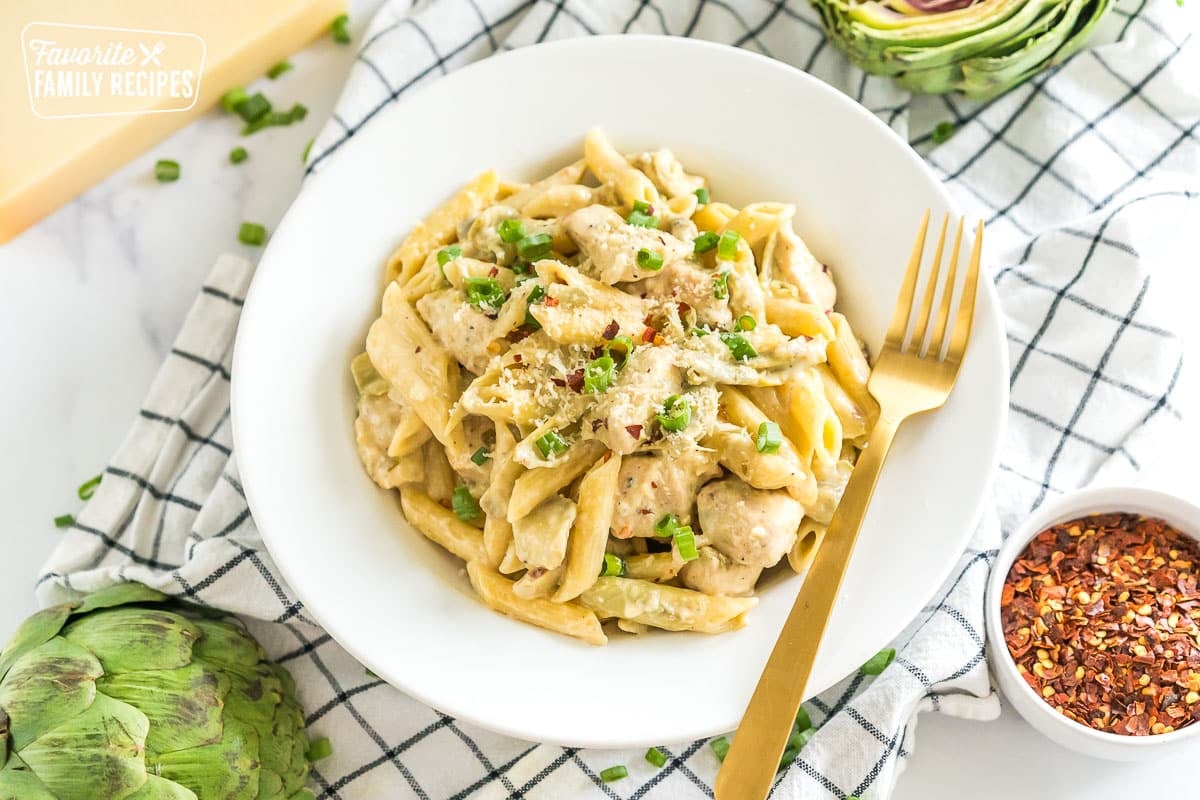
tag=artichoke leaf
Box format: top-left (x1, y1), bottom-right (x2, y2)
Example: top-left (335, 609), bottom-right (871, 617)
top-left (0, 637), bottom-right (101, 750)
top-left (190, 618), bottom-right (266, 669)
top-left (73, 583), bottom-right (169, 615)
top-left (97, 662), bottom-right (230, 756)
top-left (18, 693), bottom-right (149, 800)
top-left (0, 754), bottom-right (57, 800)
top-left (149, 716), bottom-right (260, 800)
top-left (123, 774), bottom-right (199, 800)
top-left (0, 606), bottom-right (72, 683)
top-left (62, 608), bottom-right (200, 673)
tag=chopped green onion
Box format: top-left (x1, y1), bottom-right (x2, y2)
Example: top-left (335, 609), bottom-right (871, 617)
top-left (305, 737), bottom-right (333, 762)
top-left (779, 727), bottom-right (816, 770)
top-left (654, 514), bottom-right (680, 538)
top-left (331, 13), bottom-right (351, 43)
top-left (220, 87), bottom-right (248, 113)
top-left (712, 271), bottom-right (730, 300)
top-left (600, 553), bottom-right (627, 577)
top-left (657, 394), bottom-right (691, 433)
top-left (756, 421), bottom-right (782, 453)
top-left (498, 218), bottom-right (525, 243)
top-left (437, 245), bottom-right (462, 268)
top-left (736, 314), bottom-right (757, 331)
top-left (238, 222), bottom-right (268, 246)
top-left (241, 103), bottom-right (307, 136)
top-left (464, 276), bottom-right (507, 313)
top-left (626, 200), bottom-right (658, 229)
top-left (54, 514), bottom-right (75, 529)
top-left (710, 736), bottom-right (730, 761)
top-left (451, 485), bottom-right (481, 522)
top-left (154, 159), bottom-right (180, 182)
top-left (694, 187), bottom-right (710, 205)
top-left (932, 121), bottom-right (956, 145)
top-left (717, 230), bottom-right (741, 260)
top-left (599, 765), bottom-right (628, 783)
top-left (302, 138), bottom-right (314, 163)
top-left (511, 261), bottom-right (532, 276)
top-left (517, 233), bottom-right (553, 260)
top-left (719, 331), bottom-right (757, 361)
top-left (692, 327), bottom-right (711, 337)
top-left (861, 647), bottom-right (896, 675)
top-left (645, 747), bottom-right (668, 768)
top-left (470, 447), bottom-right (491, 466)
top-left (693, 231), bottom-right (719, 254)
top-left (795, 706), bottom-right (812, 732)
top-left (535, 431), bottom-right (568, 460)
top-left (607, 335), bottom-right (634, 366)
top-left (636, 248), bottom-right (664, 271)
top-left (267, 60), bottom-right (293, 80)
top-left (234, 92), bottom-right (271, 123)
top-left (524, 284), bottom-right (546, 329)
top-left (78, 474), bottom-right (102, 500)
top-left (655, 515), bottom-right (698, 560)
top-left (674, 526), bottom-right (699, 561)
top-left (229, 146), bottom-right (248, 164)
top-left (584, 355), bottom-right (616, 394)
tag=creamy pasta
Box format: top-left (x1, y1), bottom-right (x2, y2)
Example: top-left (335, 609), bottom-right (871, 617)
top-left (351, 129), bottom-right (876, 644)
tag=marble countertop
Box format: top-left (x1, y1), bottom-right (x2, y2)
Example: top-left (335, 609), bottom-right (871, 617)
top-left (2, 6), bottom-right (1197, 796)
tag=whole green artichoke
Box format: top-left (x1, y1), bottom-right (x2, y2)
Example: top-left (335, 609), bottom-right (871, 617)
top-left (811, 0), bottom-right (1111, 99)
top-left (0, 584), bottom-right (312, 800)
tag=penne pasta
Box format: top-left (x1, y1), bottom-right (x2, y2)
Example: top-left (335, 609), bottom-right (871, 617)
top-left (787, 518), bottom-right (828, 578)
top-left (579, 577), bottom-right (757, 634)
top-left (400, 488), bottom-right (486, 563)
top-left (467, 561), bottom-right (606, 645)
top-left (507, 441), bottom-right (605, 521)
top-left (384, 169), bottom-right (499, 287)
top-left (554, 454), bottom-right (622, 602)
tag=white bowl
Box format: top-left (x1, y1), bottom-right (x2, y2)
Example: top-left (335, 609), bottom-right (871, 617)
top-left (232, 35), bottom-right (1009, 747)
top-left (985, 486), bottom-right (1200, 760)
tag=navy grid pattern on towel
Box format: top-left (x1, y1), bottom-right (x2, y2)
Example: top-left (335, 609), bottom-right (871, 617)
top-left (38, 0), bottom-right (1197, 798)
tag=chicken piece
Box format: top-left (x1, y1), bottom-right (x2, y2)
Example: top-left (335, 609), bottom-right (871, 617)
top-left (563, 205), bottom-right (693, 284)
top-left (773, 225), bottom-right (836, 311)
top-left (697, 476), bottom-right (804, 567)
top-left (583, 346), bottom-right (682, 454)
top-left (415, 288), bottom-right (502, 375)
top-left (512, 495), bottom-right (577, 570)
top-left (611, 449), bottom-right (720, 538)
top-left (625, 261), bottom-right (733, 328)
top-left (681, 546), bottom-right (763, 597)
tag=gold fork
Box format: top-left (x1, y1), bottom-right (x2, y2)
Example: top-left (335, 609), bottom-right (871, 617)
top-left (714, 210), bottom-right (984, 800)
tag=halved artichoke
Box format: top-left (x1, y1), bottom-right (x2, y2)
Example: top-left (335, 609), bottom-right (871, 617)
top-left (811, 0), bottom-right (1112, 99)
top-left (0, 584), bottom-right (313, 800)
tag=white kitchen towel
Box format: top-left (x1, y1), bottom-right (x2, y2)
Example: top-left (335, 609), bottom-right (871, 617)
top-left (38, 0), bottom-right (1196, 798)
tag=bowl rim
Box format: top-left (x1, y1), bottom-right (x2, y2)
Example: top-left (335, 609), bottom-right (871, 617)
top-left (985, 484), bottom-right (1200, 748)
top-left (231, 32), bottom-right (1010, 747)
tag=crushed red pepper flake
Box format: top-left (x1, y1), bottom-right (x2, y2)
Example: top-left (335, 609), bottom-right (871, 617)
top-left (1002, 513), bottom-right (1200, 736)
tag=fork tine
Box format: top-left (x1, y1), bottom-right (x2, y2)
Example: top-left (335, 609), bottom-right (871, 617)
top-left (886, 209), bottom-right (930, 350)
top-left (910, 213), bottom-right (949, 354)
top-left (947, 221), bottom-right (984, 363)
top-left (928, 218), bottom-right (964, 358)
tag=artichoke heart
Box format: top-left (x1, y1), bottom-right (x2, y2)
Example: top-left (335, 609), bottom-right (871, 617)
top-left (812, 0), bottom-right (1112, 99)
top-left (0, 583), bottom-right (316, 800)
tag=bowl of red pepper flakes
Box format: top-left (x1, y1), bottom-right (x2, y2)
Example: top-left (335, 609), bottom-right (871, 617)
top-left (985, 486), bottom-right (1200, 760)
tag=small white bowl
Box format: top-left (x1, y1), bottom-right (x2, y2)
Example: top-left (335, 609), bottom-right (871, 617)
top-left (986, 485), bottom-right (1200, 760)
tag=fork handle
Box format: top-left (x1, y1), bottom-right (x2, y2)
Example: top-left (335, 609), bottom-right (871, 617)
top-left (714, 415), bottom-right (900, 800)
